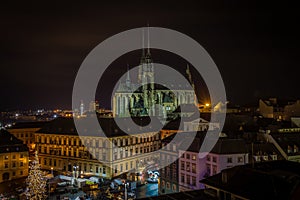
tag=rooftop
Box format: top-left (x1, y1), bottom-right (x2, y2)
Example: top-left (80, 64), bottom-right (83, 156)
top-left (210, 138), bottom-right (247, 154)
top-left (8, 121), bottom-right (49, 129)
top-left (271, 132), bottom-right (300, 156)
top-left (201, 160), bottom-right (300, 199)
top-left (36, 116), bottom-right (162, 137)
top-left (0, 129), bottom-right (29, 153)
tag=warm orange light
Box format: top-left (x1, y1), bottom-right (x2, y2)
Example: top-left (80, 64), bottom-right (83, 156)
top-left (205, 103), bottom-right (210, 107)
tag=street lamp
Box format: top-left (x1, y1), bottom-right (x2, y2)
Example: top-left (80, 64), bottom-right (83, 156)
top-left (51, 167), bottom-right (53, 176)
top-left (124, 182), bottom-right (129, 200)
top-left (72, 165), bottom-right (79, 186)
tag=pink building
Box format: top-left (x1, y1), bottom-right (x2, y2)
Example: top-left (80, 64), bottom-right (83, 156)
top-left (179, 136), bottom-right (248, 191)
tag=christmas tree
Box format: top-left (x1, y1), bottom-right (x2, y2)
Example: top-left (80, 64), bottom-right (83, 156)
top-left (25, 151), bottom-right (47, 200)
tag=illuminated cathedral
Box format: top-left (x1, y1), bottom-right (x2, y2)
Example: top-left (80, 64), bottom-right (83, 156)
top-left (113, 30), bottom-right (196, 119)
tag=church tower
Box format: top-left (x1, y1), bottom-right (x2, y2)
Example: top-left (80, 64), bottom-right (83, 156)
top-left (138, 26), bottom-right (155, 116)
top-left (113, 26), bottom-right (196, 119)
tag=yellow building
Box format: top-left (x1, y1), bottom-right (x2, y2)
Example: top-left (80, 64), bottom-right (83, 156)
top-left (0, 129), bottom-right (29, 183)
top-left (259, 98), bottom-right (300, 121)
top-left (35, 117), bottom-right (161, 180)
top-left (8, 121), bottom-right (48, 152)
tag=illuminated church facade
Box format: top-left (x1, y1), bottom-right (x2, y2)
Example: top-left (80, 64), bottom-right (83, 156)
top-left (113, 33), bottom-right (196, 118)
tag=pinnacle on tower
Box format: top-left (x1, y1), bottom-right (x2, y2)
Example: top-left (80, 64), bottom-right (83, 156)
top-left (186, 64), bottom-right (195, 89)
top-left (126, 64), bottom-right (131, 88)
top-left (147, 23), bottom-right (151, 55)
top-left (140, 29), bottom-right (146, 64)
top-left (144, 24), bottom-right (153, 64)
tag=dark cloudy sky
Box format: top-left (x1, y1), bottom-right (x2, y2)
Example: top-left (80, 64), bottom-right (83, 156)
top-left (0, 1), bottom-right (299, 111)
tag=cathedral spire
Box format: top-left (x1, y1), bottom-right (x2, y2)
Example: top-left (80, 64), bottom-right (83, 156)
top-left (186, 64), bottom-right (197, 105)
top-left (142, 29), bottom-right (145, 57)
top-left (186, 64), bottom-right (195, 89)
top-left (147, 23), bottom-right (150, 55)
top-left (140, 28), bottom-right (146, 64)
top-left (144, 23), bottom-right (153, 64)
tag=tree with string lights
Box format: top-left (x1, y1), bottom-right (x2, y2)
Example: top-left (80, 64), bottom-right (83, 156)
top-left (25, 151), bottom-right (47, 200)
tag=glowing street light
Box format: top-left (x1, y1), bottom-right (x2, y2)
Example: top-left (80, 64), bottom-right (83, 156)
top-left (124, 182), bottom-right (129, 200)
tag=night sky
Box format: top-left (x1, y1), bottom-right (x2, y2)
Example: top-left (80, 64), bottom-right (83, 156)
top-left (0, 1), bottom-right (299, 111)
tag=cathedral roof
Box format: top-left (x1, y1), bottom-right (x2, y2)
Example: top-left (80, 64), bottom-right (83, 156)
top-left (116, 83), bottom-right (194, 93)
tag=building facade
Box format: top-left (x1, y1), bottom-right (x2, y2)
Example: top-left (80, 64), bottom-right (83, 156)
top-left (35, 117), bottom-right (161, 180)
top-left (183, 118), bottom-right (220, 132)
top-left (259, 98), bottom-right (300, 121)
top-left (159, 135), bottom-right (180, 195)
top-left (0, 129), bottom-right (29, 183)
top-left (7, 121), bottom-right (47, 152)
top-left (179, 136), bottom-right (249, 191)
top-left (206, 138), bottom-right (249, 178)
top-left (264, 128), bottom-right (300, 162)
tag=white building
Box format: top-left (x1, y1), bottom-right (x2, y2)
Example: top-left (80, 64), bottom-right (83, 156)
top-left (183, 118), bottom-right (220, 132)
top-left (206, 138), bottom-right (249, 177)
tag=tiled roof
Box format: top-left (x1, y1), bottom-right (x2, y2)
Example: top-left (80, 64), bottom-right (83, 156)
top-left (271, 132), bottom-right (300, 156)
top-left (8, 121), bottom-right (49, 129)
top-left (210, 138), bottom-right (247, 154)
top-left (173, 104), bottom-right (199, 113)
top-left (162, 115), bottom-right (200, 130)
top-left (245, 142), bottom-right (282, 157)
top-left (0, 129), bottom-right (28, 153)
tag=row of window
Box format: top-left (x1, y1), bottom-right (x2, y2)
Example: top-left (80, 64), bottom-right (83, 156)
top-left (180, 173), bottom-right (197, 186)
top-left (160, 165), bottom-right (177, 180)
top-left (3, 162), bottom-right (25, 168)
top-left (160, 154), bottom-right (178, 163)
top-left (181, 153), bottom-right (196, 161)
top-left (207, 155), bottom-right (217, 162)
top-left (13, 170), bottom-right (24, 176)
top-left (38, 145), bottom-right (158, 161)
top-left (41, 150), bottom-right (106, 161)
top-left (42, 158), bottom-right (107, 174)
top-left (207, 155), bottom-right (244, 163)
top-left (113, 146), bottom-right (158, 160)
top-left (3, 154), bottom-right (25, 160)
top-left (37, 135), bottom-right (159, 147)
top-left (161, 180), bottom-right (177, 192)
top-left (15, 133), bottom-right (33, 138)
top-left (180, 161), bottom-right (196, 173)
top-left (2, 170), bottom-right (24, 177)
top-left (113, 161), bottom-right (136, 174)
top-left (207, 164), bottom-right (218, 175)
